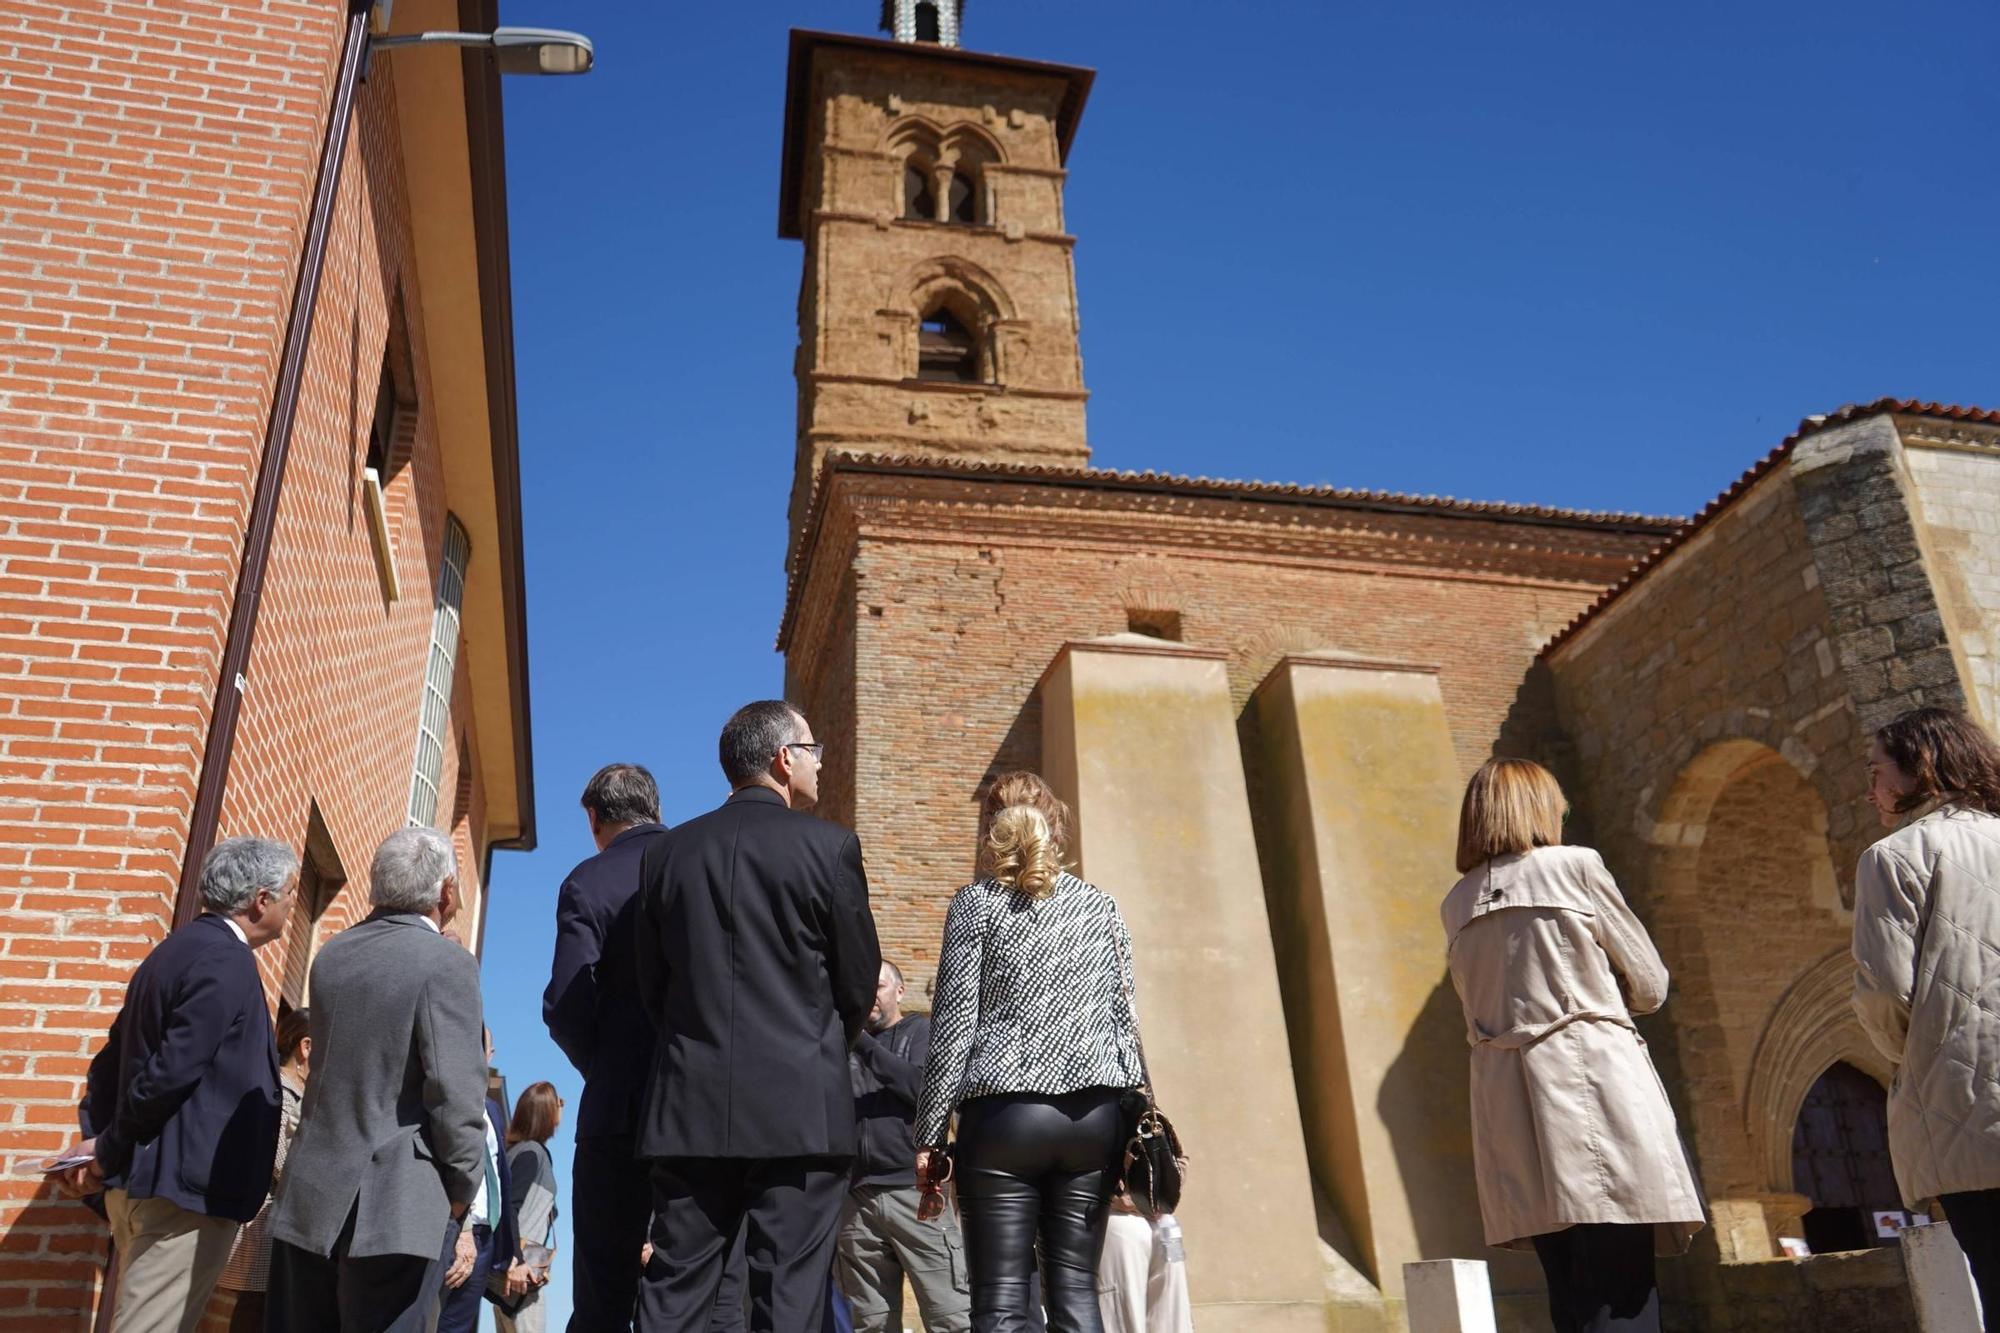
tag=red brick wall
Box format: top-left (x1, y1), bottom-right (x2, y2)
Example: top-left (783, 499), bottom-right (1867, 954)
top-left (785, 475), bottom-right (1664, 997)
top-left (0, 4), bottom-right (494, 1321)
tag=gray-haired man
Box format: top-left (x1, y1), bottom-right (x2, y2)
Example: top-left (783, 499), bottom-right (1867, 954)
top-left (66, 835), bottom-right (300, 1333)
top-left (267, 826), bottom-right (489, 1332)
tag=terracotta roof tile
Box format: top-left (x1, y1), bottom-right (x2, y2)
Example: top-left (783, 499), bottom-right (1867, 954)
top-left (1540, 399), bottom-right (2000, 658)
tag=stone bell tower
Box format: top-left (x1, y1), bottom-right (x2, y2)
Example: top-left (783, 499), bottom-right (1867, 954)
top-left (776, 17), bottom-right (1096, 558)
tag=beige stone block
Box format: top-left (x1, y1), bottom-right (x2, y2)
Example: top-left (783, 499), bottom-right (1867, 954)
top-left (1248, 654), bottom-right (1504, 1298)
top-left (1041, 634), bottom-right (1325, 1331)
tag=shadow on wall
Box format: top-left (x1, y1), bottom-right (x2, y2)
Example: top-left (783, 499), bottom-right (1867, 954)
top-left (1, 1176), bottom-right (105, 1330)
top-left (1377, 977), bottom-right (1544, 1297)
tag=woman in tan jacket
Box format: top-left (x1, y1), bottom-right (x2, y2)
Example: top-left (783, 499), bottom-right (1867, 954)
top-left (1441, 759), bottom-right (1704, 1333)
top-left (1852, 707), bottom-right (2000, 1327)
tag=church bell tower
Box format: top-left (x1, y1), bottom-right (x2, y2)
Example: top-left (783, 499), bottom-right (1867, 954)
top-left (776, 10), bottom-right (1096, 557)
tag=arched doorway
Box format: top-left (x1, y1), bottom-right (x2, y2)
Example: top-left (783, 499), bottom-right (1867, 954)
top-left (1792, 1062), bottom-right (1901, 1253)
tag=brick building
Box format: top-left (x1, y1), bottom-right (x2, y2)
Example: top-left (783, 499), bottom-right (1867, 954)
top-left (0, 1), bottom-right (533, 1323)
top-left (776, 13), bottom-right (2000, 1332)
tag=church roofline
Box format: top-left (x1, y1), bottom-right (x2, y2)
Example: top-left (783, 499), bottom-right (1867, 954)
top-left (776, 452), bottom-right (1684, 650)
top-left (778, 28), bottom-right (1095, 240)
top-left (1541, 398), bottom-right (2000, 661)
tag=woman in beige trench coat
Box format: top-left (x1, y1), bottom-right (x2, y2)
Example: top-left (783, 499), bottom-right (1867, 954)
top-left (1442, 759), bottom-right (1704, 1333)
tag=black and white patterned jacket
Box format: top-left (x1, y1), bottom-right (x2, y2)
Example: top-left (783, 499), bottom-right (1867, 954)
top-left (915, 872), bottom-right (1148, 1147)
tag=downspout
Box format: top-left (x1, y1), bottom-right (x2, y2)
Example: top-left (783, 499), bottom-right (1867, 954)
top-left (170, 0), bottom-right (376, 927)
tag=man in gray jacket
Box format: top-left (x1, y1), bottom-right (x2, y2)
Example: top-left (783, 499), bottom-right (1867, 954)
top-left (267, 825), bottom-right (489, 1331)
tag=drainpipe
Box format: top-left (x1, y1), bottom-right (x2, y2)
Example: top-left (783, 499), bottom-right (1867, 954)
top-left (98, 0), bottom-right (374, 1317)
top-left (170, 0), bottom-right (376, 927)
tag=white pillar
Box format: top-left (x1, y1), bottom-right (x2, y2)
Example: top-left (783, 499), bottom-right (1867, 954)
top-left (1901, 1222), bottom-right (1984, 1331)
top-left (1403, 1259), bottom-right (1498, 1333)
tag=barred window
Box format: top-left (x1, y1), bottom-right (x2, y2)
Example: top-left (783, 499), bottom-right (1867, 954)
top-left (407, 515), bottom-right (470, 828)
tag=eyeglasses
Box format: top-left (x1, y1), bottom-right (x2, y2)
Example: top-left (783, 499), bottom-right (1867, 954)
top-left (783, 742), bottom-right (825, 762)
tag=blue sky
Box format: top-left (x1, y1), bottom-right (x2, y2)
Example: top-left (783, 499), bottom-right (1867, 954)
top-left (479, 1), bottom-right (1997, 1320)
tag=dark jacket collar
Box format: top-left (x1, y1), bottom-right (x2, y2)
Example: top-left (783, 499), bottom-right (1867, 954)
top-left (192, 912), bottom-right (245, 944)
top-left (726, 786), bottom-right (787, 808)
top-left (607, 822), bottom-right (668, 849)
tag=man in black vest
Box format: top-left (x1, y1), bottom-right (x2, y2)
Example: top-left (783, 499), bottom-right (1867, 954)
top-left (837, 959), bottom-right (971, 1332)
top-left (634, 701), bottom-right (880, 1333)
top-left (67, 835), bottom-right (299, 1332)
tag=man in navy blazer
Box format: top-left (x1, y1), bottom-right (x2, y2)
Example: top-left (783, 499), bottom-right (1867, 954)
top-left (544, 763), bottom-right (677, 1330)
top-left (66, 835), bottom-right (299, 1332)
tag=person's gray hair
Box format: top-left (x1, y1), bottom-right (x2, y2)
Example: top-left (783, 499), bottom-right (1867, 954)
top-left (199, 836), bottom-right (299, 916)
top-left (719, 700), bottom-right (806, 787)
top-left (369, 825), bottom-right (457, 914)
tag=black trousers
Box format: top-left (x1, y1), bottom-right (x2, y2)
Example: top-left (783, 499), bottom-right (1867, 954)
top-left (956, 1089), bottom-right (1124, 1333)
top-left (637, 1155), bottom-right (848, 1333)
top-left (1529, 1224), bottom-right (1660, 1333)
top-left (1941, 1189), bottom-right (2000, 1330)
top-left (265, 1204), bottom-right (444, 1333)
top-left (572, 1133), bottom-right (663, 1331)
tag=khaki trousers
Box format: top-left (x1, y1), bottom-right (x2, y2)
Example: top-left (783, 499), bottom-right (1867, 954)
top-left (105, 1189), bottom-right (240, 1333)
top-left (835, 1184), bottom-right (971, 1333)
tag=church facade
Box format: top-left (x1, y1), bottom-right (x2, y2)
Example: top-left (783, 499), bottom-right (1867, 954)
top-left (776, 9), bottom-right (2000, 1331)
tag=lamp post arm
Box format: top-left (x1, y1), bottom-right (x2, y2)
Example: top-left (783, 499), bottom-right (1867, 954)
top-left (371, 30), bottom-right (496, 52)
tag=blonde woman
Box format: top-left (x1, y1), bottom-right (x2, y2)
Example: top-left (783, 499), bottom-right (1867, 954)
top-left (915, 772), bottom-right (1149, 1333)
top-left (1442, 759), bottom-right (1703, 1333)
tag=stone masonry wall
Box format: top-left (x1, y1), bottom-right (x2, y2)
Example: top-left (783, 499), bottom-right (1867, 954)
top-left (1901, 425), bottom-right (2000, 728)
top-left (1791, 414), bottom-right (1968, 735)
top-left (1548, 471), bottom-right (1868, 1219)
top-left (1547, 418), bottom-right (1980, 1320)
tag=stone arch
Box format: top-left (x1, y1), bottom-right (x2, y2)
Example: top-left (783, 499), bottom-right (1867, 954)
top-left (883, 114), bottom-right (946, 160)
top-left (881, 114), bottom-right (1006, 168)
top-left (898, 256), bottom-right (1015, 324)
top-left (884, 117), bottom-right (1004, 225)
top-left (1642, 736), bottom-right (1853, 1258)
top-left (887, 257), bottom-right (1019, 384)
top-left (1744, 950), bottom-right (1893, 1194)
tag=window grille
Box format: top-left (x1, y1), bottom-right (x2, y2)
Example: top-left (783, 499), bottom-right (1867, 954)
top-left (407, 515), bottom-right (470, 828)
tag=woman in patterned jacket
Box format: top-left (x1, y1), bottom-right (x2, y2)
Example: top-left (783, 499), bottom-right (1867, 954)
top-left (914, 771), bottom-right (1149, 1333)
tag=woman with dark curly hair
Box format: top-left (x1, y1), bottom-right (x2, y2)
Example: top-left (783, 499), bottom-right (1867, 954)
top-left (1854, 706), bottom-right (2000, 1327)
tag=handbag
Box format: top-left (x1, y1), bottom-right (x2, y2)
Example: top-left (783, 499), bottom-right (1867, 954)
top-left (1114, 927), bottom-right (1186, 1221)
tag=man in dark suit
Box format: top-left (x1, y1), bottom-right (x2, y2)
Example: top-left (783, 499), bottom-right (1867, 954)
top-left (543, 763), bottom-right (678, 1330)
top-left (433, 1027), bottom-right (517, 1333)
top-left (65, 835), bottom-right (300, 1333)
top-left (267, 825), bottom-right (488, 1332)
top-left (634, 700), bottom-right (881, 1333)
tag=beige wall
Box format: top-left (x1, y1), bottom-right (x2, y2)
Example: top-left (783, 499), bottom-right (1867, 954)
top-left (1041, 636), bottom-right (1326, 1332)
top-left (1250, 655), bottom-right (1539, 1313)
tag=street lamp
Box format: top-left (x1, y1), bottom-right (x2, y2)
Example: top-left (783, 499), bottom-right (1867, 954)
top-left (372, 25), bottom-right (595, 76)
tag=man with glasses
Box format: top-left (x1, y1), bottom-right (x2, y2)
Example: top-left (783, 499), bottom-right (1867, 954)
top-left (634, 700), bottom-right (881, 1333)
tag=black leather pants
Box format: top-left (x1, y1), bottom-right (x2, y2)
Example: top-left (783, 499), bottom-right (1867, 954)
top-left (955, 1088), bottom-right (1124, 1333)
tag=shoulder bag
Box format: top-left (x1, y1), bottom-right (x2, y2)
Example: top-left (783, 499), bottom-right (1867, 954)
top-left (1113, 924), bottom-right (1186, 1220)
